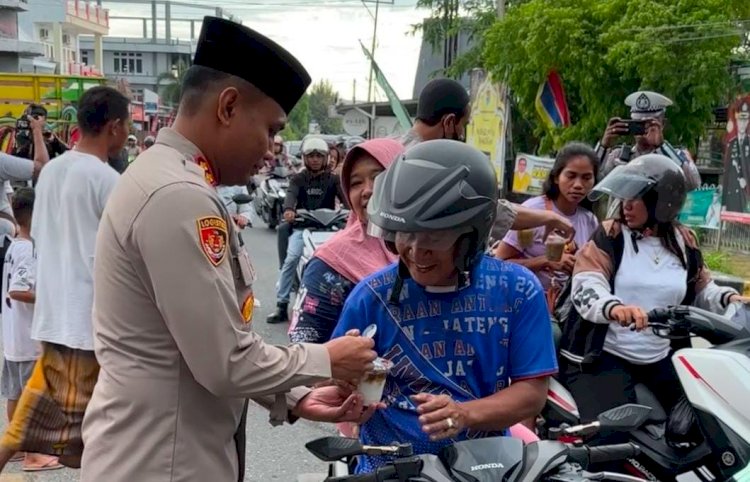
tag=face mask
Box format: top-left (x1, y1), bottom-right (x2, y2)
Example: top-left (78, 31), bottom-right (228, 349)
top-left (442, 119), bottom-right (465, 143)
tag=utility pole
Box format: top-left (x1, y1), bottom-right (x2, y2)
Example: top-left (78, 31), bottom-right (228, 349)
top-left (367, 0), bottom-right (380, 103)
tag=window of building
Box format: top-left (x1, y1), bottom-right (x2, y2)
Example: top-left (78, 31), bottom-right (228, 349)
top-left (81, 50), bottom-right (89, 65)
top-left (113, 51), bottom-right (143, 74)
top-left (131, 88), bottom-right (144, 102)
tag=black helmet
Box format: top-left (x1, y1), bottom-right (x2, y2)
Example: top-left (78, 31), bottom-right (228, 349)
top-left (589, 153), bottom-right (686, 223)
top-left (367, 139), bottom-right (498, 274)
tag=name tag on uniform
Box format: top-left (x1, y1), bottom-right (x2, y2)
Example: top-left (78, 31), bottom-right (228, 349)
top-left (238, 248), bottom-right (256, 287)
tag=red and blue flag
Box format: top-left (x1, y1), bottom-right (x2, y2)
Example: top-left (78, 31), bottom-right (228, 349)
top-left (535, 70), bottom-right (571, 129)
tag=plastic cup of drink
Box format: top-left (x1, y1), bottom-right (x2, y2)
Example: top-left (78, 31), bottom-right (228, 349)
top-left (518, 229), bottom-right (534, 248)
top-left (545, 233), bottom-right (566, 262)
top-left (357, 358), bottom-right (392, 405)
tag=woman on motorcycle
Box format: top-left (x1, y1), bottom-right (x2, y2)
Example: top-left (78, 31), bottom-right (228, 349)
top-left (331, 140), bottom-right (558, 473)
top-left (288, 138), bottom-right (403, 344)
top-left (560, 154), bottom-right (748, 424)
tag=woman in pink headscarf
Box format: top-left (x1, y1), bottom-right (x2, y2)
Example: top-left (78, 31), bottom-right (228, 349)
top-left (288, 138), bottom-right (403, 344)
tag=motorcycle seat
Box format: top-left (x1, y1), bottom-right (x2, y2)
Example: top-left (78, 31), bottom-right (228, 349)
top-left (634, 383), bottom-right (667, 423)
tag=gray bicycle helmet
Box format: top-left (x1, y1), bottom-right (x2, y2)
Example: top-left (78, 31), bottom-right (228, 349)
top-left (367, 139), bottom-right (498, 283)
top-left (589, 153), bottom-right (686, 223)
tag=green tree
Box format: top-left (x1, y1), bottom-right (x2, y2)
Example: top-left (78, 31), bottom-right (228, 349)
top-left (483, 0), bottom-right (750, 152)
top-left (156, 61), bottom-right (189, 107)
top-left (308, 80), bottom-right (343, 134)
top-left (281, 93), bottom-right (311, 140)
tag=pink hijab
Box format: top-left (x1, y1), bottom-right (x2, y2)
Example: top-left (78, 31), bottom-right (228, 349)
top-left (314, 138), bottom-right (404, 283)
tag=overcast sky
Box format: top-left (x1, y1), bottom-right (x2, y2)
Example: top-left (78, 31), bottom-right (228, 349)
top-left (105, 0), bottom-right (429, 101)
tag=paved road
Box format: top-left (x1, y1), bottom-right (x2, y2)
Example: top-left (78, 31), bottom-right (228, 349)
top-left (0, 210), bottom-right (333, 482)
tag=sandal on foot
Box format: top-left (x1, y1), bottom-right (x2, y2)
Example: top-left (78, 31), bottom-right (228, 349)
top-left (22, 456), bottom-right (63, 472)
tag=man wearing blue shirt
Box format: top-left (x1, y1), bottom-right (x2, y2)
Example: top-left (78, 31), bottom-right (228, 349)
top-left (332, 140), bottom-right (557, 473)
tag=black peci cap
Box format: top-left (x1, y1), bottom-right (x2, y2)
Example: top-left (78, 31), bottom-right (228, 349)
top-left (416, 78), bottom-right (470, 122)
top-left (193, 16), bottom-right (311, 114)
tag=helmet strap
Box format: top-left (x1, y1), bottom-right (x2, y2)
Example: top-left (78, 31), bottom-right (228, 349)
top-left (388, 261), bottom-right (411, 305)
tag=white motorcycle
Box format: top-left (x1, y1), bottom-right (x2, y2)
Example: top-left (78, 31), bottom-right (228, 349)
top-left (543, 303), bottom-right (750, 482)
top-left (292, 208), bottom-right (349, 291)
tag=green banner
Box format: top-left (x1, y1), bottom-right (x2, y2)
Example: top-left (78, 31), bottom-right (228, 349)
top-left (360, 41), bottom-right (412, 131)
top-left (679, 187), bottom-right (721, 228)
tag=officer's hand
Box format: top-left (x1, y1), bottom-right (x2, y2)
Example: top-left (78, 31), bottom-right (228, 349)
top-left (602, 117), bottom-right (629, 148)
top-left (324, 336), bottom-right (377, 383)
top-left (283, 209), bottom-right (296, 224)
top-left (292, 385), bottom-right (385, 423)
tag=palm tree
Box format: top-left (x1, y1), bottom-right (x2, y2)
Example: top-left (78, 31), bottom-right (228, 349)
top-left (156, 61), bottom-right (189, 107)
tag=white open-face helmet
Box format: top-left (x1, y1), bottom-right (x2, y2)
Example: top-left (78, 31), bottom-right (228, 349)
top-left (301, 137), bottom-right (329, 157)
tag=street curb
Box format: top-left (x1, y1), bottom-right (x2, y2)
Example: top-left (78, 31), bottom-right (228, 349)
top-left (713, 272), bottom-right (750, 296)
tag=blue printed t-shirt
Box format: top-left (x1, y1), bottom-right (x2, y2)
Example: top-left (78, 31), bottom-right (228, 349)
top-left (331, 255), bottom-right (558, 473)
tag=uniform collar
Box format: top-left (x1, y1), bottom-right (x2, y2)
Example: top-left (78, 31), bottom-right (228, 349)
top-left (156, 127), bottom-right (217, 187)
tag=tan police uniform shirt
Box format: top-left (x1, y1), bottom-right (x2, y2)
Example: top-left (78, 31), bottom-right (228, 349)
top-left (81, 128), bottom-right (331, 482)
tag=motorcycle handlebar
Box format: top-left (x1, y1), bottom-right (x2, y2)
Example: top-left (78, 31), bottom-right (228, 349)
top-left (567, 443), bottom-right (640, 467)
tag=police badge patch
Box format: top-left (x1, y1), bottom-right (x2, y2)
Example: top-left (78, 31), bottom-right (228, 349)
top-left (197, 216), bottom-right (228, 266)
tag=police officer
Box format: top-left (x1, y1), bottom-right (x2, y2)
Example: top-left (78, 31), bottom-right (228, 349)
top-left (597, 90), bottom-right (701, 190)
top-left (81, 17), bottom-right (377, 482)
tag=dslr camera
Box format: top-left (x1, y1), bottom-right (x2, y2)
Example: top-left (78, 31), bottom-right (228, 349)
top-left (13, 104), bottom-right (48, 159)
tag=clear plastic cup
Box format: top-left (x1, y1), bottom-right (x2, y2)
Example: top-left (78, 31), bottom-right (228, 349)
top-left (357, 357), bottom-right (392, 405)
top-left (518, 229), bottom-right (535, 248)
top-left (545, 233), bottom-right (566, 262)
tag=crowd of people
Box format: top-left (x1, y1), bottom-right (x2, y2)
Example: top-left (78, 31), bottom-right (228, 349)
top-left (0, 13), bottom-right (745, 482)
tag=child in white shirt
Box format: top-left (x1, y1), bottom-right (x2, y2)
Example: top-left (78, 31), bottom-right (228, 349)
top-left (0, 188), bottom-right (61, 472)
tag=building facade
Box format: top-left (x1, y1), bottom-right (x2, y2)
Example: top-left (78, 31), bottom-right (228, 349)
top-left (79, 35), bottom-right (194, 101)
top-left (0, 0), bottom-right (44, 72)
top-left (12, 0), bottom-right (108, 75)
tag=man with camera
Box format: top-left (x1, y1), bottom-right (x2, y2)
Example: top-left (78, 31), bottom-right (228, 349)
top-left (597, 91), bottom-right (701, 188)
top-left (0, 114), bottom-right (49, 239)
top-left (13, 105), bottom-right (67, 162)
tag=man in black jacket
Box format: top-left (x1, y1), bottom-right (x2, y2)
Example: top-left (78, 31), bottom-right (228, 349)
top-left (267, 136), bottom-right (345, 323)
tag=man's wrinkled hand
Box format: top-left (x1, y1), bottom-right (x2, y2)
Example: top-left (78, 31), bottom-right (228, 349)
top-left (283, 209), bottom-right (296, 223)
top-left (293, 385), bottom-right (385, 423)
top-left (412, 393), bottom-right (469, 441)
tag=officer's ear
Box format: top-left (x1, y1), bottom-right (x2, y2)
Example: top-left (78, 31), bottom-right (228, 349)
top-left (216, 87), bottom-right (241, 126)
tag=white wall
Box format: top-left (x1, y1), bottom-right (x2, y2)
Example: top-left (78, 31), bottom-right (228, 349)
top-left (16, 0), bottom-right (65, 42)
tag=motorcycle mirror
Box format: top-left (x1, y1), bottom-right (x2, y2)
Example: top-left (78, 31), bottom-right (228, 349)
top-left (305, 437), bottom-right (365, 462)
top-left (597, 404), bottom-right (652, 431)
top-left (232, 194), bottom-right (253, 205)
